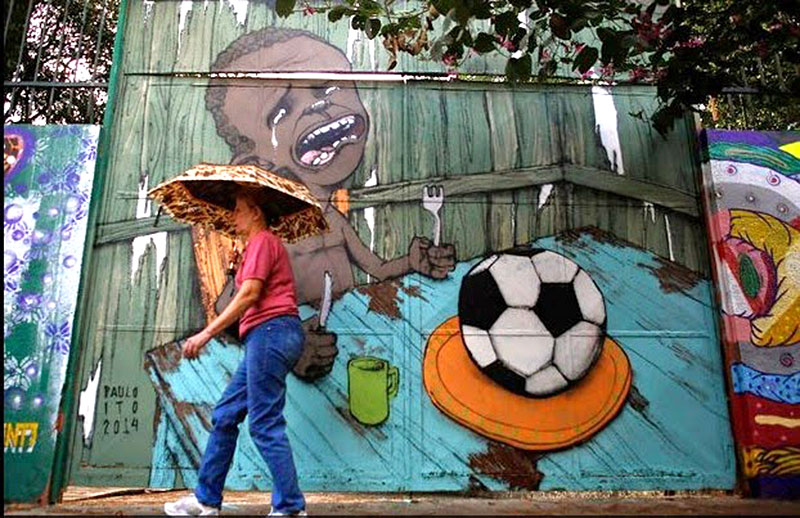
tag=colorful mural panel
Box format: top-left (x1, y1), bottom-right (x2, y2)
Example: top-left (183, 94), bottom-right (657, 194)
top-left (4, 125), bottom-right (99, 502)
top-left (68, 0), bottom-right (734, 494)
top-left (703, 130), bottom-right (800, 499)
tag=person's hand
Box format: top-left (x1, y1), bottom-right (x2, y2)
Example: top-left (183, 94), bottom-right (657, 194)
top-left (293, 315), bottom-right (338, 381)
top-left (183, 329), bottom-right (212, 359)
top-left (408, 236), bottom-right (456, 280)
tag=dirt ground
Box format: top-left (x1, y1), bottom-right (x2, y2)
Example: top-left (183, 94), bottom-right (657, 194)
top-left (4, 487), bottom-right (800, 516)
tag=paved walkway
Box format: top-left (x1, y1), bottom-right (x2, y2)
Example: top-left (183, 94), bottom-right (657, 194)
top-left (4, 487), bottom-right (800, 515)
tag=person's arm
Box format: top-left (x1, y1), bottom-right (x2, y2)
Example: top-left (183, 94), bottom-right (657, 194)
top-left (182, 278), bottom-right (263, 359)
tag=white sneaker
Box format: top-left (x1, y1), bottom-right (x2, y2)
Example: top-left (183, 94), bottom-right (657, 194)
top-left (164, 494), bottom-right (219, 516)
top-left (267, 507), bottom-right (307, 516)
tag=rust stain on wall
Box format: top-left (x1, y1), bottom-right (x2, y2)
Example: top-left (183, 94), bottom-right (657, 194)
top-left (145, 342), bottom-right (183, 375)
top-left (556, 226), bottom-right (629, 249)
top-left (400, 284), bottom-right (427, 302)
top-left (357, 281), bottom-right (403, 320)
top-left (640, 256), bottom-right (702, 294)
top-left (468, 442), bottom-right (544, 490)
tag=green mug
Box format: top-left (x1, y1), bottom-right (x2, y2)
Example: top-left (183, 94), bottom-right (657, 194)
top-left (347, 356), bottom-right (399, 426)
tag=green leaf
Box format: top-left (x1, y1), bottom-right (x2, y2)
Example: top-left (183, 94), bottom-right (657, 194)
top-left (328, 6), bottom-right (351, 22)
top-left (596, 27), bottom-right (615, 43)
top-left (600, 38), bottom-right (619, 65)
top-left (509, 0), bottom-right (532, 9)
top-left (494, 11), bottom-right (518, 37)
top-left (351, 14), bottom-right (366, 31)
top-left (432, 0), bottom-right (453, 13)
top-left (360, 0), bottom-right (382, 16)
top-left (365, 18), bottom-right (382, 40)
top-left (275, 0), bottom-right (295, 17)
top-left (574, 46), bottom-right (599, 73)
top-left (549, 14), bottom-right (570, 40)
top-left (473, 32), bottom-right (496, 53)
top-left (505, 54), bottom-right (532, 82)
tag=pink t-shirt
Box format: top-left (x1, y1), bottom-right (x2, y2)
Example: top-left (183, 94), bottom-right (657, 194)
top-left (235, 229), bottom-right (299, 338)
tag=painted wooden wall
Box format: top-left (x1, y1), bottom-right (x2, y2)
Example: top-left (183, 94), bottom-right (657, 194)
top-left (66, 0), bottom-right (734, 491)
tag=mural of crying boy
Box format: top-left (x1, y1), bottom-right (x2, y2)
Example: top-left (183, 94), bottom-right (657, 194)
top-left (204, 28), bottom-right (456, 377)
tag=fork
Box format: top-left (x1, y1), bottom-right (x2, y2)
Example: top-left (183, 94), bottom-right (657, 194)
top-left (422, 185), bottom-right (444, 246)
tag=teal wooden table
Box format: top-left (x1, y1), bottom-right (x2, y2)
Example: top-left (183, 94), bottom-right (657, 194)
top-left (145, 228), bottom-right (735, 491)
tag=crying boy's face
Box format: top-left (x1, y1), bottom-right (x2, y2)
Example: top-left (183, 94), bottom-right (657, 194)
top-left (219, 36), bottom-right (369, 188)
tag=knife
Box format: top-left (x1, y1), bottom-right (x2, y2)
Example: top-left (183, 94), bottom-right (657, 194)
top-left (318, 271), bottom-right (333, 329)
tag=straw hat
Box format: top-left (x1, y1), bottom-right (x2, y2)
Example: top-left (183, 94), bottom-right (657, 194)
top-left (147, 163), bottom-right (328, 243)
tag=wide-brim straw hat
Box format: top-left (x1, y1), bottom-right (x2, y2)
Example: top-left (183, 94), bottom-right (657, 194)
top-left (147, 163), bottom-right (328, 243)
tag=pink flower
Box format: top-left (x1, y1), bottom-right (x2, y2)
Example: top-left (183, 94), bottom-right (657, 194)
top-left (442, 53), bottom-right (458, 67)
top-left (501, 39), bottom-right (516, 51)
top-left (629, 67), bottom-right (650, 82)
top-left (599, 63), bottom-right (615, 77)
top-left (303, 5), bottom-right (316, 16)
top-left (540, 48), bottom-right (552, 62)
top-left (678, 36), bottom-right (704, 49)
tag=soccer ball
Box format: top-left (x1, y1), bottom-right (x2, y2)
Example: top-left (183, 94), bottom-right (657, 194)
top-left (458, 249), bottom-right (607, 397)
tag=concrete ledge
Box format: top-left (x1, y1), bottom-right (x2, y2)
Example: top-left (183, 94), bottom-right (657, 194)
top-left (4, 487), bottom-right (799, 516)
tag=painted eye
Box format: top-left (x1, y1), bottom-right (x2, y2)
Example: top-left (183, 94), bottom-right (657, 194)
top-left (737, 253), bottom-right (761, 299)
top-left (767, 173), bottom-right (781, 186)
top-left (725, 165), bottom-right (737, 175)
top-left (778, 203), bottom-right (788, 214)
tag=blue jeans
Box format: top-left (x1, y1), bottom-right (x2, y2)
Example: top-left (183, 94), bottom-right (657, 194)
top-left (195, 315), bottom-right (306, 513)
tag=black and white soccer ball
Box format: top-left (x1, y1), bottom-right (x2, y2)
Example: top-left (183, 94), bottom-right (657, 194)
top-left (458, 249), bottom-right (607, 397)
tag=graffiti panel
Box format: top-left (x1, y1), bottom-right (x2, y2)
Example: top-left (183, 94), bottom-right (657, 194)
top-left (68, 7), bottom-right (735, 492)
top-left (4, 125), bottom-right (100, 502)
top-left (703, 130), bottom-right (800, 499)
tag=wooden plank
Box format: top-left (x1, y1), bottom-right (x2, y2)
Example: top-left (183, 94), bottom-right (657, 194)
top-left (485, 89), bottom-right (519, 172)
top-left (536, 183), bottom-right (567, 237)
top-left (488, 191), bottom-right (515, 251)
top-left (352, 84), bottom-right (404, 188)
top-left (350, 165), bottom-right (698, 217)
top-left (565, 165), bottom-right (699, 217)
top-left (96, 164), bottom-right (700, 246)
top-left (405, 86), bottom-right (447, 182)
top-left (441, 89), bottom-right (492, 177)
top-left (513, 86), bottom-right (557, 168)
top-left (448, 194), bottom-right (489, 262)
top-left (612, 85), bottom-right (698, 195)
top-left (513, 186), bottom-right (540, 246)
top-left (96, 216), bottom-right (189, 245)
top-left (349, 166), bottom-right (563, 207)
top-left (643, 204), bottom-right (673, 264)
top-left (552, 88), bottom-right (609, 170)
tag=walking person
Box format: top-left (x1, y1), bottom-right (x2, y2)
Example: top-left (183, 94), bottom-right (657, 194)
top-left (164, 189), bottom-right (307, 517)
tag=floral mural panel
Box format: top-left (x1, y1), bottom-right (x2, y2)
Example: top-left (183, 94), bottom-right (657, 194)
top-left (3, 125), bottom-right (99, 503)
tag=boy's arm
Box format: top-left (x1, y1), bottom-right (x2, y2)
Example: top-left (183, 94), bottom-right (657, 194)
top-left (338, 209), bottom-right (411, 281)
top-left (338, 209), bottom-right (455, 281)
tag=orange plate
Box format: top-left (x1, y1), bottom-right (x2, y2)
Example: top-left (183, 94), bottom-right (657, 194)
top-left (423, 316), bottom-right (632, 451)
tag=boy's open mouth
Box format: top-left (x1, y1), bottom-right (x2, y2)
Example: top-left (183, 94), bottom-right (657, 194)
top-left (295, 114), bottom-right (366, 168)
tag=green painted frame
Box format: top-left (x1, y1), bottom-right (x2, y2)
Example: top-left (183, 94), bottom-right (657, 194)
top-left (47, 0), bottom-right (130, 503)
